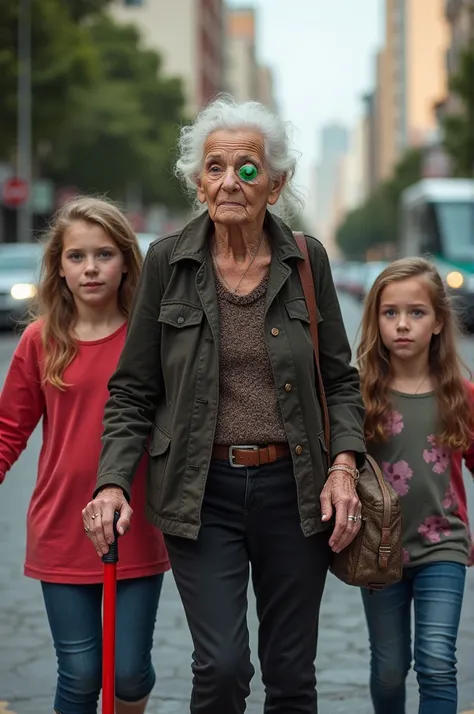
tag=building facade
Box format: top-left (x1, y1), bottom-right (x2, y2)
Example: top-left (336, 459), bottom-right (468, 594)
top-left (375, 0), bottom-right (450, 179)
top-left (224, 7), bottom-right (278, 111)
top-left (110, 0), bottom-right (225, 116)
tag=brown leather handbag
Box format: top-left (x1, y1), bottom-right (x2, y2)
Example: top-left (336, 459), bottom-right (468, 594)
top-left (294, 233), bottom-right (403, 590)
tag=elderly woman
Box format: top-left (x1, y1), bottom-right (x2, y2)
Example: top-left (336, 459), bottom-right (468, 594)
top-left (83, 97), bottom-right (366, 713)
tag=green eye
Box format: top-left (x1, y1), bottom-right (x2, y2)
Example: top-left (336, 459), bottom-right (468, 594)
top-left (238, 164), bottom-right (258, 182)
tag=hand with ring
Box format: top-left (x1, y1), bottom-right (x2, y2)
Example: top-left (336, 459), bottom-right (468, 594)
top-left (320, 461), bottom-right (362, 553)
top-left (82, 486), bottom-right (133, 557)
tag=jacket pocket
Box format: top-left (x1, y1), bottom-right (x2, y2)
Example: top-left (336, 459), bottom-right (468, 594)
top-left (146, 423), bottom-right (171, 457)
top-left (158, 301), bottom-right (204, 329)
top-left (285, 297), bottom-right (322, 323)
top-left (318, 429), bottom-right (329, 471)
top-left (145, 423), bottom-right (171, 514)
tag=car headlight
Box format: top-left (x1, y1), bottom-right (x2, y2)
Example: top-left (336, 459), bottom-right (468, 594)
top-left (10, 283), bottom-right (37, 300)
top-left (446, 271), bottom-right (464, 289)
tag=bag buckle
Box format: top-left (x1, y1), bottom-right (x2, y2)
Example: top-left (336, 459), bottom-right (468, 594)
top-left (228, 445), bottom-right (259, 468)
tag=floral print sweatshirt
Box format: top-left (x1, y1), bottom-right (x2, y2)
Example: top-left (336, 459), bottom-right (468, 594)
top-left (367, 387), bottom-right (474, 568)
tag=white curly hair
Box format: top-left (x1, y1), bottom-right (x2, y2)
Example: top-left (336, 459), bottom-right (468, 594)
top-left (174, 94), bottom-right (304, 223)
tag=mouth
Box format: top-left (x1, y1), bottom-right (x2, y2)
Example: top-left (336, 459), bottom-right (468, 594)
top-left (394, 338), bottom-right (413, 344)
top-left (219, 202), bottom-right (243, 207)
top-left (82, 282), bottom-right (103, 288)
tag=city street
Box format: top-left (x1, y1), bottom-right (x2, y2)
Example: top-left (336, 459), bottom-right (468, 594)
top-left (0, 293), bottom-right (473, 714)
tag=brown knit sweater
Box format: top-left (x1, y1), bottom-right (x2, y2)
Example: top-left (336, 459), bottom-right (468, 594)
top-left (213, 271), bottom-right (287, 445)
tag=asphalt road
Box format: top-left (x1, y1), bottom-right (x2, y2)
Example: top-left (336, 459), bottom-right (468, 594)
top-left (0, 293), bottom-right (473, 714)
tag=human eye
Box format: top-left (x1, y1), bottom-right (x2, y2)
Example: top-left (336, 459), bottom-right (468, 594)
top-left (412, 309), bottom-right (426, 317)
top-left (238, 163), bottom-right (258, 182)
top-left (383, 309), bottom-right (396, 317)
top-left (68, 252), bottom-right (83, 261)
top-left (99, 249), bottom-right (114, 259)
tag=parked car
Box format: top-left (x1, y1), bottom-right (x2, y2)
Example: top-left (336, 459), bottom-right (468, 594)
top-left (0, 242), bottom-right (42, 329)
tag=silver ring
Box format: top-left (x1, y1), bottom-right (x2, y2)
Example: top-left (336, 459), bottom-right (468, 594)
top-left (347, 515), bottom-right (358, 522)
top-left (84, 526), bottom-right (90, 534)
top-left (91, 513), bottom-right (100, 520)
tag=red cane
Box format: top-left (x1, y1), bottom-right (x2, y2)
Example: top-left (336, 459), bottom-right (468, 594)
top-left (102, 512), bottom-right (120, 714)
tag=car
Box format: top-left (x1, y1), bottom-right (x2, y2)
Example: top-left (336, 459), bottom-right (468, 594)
top-left (0, 242), bottom-right (43, 329)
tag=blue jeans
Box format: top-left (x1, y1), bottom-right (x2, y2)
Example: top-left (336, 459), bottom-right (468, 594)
top-left (361, 561), bottom-right (466, 714)
top-left (41, 574), bottom-right (164, 714)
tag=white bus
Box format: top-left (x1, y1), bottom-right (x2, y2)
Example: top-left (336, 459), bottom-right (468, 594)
top-left (399, 178), bottom-right (474, 328)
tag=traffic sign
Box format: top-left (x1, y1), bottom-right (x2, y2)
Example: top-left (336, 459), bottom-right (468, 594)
top-left (3, 177), bottom-right (29, 208)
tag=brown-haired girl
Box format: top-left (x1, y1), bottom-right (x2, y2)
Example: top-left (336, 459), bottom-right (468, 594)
top-left (0, 197), bottom-right (169, 714)
top-left (357, 257), bottom-right (474, 714)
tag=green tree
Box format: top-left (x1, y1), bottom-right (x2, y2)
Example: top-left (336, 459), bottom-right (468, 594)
top-left (335, 148), bottom-right (422, 258)
top-left (0, 0), bottom-right (101, 162)
top-left (46, 16), bottom-right (187, 208)
top-left (442, 44), bottom-right (474, 177)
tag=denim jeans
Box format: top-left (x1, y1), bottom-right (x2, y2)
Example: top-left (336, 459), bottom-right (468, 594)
top-left (41, 574), bottom-right (163, 714)
top-left (361, 561), bottom-right (466, 714)
top-left (165, 456), bottom-right (331, 714)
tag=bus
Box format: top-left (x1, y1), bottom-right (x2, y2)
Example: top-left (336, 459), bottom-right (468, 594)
top-left (399, 178), bottom-right (474, 328)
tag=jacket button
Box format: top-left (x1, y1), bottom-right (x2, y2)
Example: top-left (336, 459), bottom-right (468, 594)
top-left (271, 327), bottom-right (279, 336)
top-left (295, 445), bottom-right (303, 455)
top-left (177, 316), bottom-right (185, 324)
top-left (284, 383), bottom-right (292, 392)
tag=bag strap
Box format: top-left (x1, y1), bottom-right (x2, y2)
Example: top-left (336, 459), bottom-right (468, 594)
top-left (293, 232), bottom-right (331, 456)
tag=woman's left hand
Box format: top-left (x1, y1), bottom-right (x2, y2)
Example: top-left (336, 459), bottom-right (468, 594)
top-left (320, 468), bottom-right (362, 553)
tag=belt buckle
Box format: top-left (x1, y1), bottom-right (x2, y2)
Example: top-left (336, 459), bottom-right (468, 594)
top-left (228, 444), bottom-right (259, 468)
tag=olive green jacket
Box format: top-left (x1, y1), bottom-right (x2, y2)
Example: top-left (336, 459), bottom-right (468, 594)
top-left (95, 211), bottom-right (366, 539)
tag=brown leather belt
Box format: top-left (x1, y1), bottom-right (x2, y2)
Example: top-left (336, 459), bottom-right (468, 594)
top-left (212, 443), bottom-right (290, 467)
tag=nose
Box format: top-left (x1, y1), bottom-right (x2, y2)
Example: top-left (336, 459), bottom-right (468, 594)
top-left (84, 257), bottom-right (99, 275)
top-left (397, 312), bottom-right (409, 330)
top-left (222, 166), bottom-right (239, 192)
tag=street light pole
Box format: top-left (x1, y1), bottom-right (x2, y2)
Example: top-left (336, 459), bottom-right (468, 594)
top-left (17, 0), bottom-right (32, 243)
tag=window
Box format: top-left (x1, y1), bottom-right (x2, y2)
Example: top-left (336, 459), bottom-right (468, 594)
top-left (435, 201), bottom-right (474, 261)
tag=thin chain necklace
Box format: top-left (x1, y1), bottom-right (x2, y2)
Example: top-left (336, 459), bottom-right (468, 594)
top-left (212, 232), bottom-right (265, 295)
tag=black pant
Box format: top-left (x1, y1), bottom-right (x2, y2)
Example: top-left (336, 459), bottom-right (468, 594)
top-left (165, 456), bottom-right (330, 714)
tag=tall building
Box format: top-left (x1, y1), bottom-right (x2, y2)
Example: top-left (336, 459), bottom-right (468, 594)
top-left (110, 0), bottom-right (225, 116)
top-left (314, 124), bottom-right (349, 257)
top-left (375, 0), bottom-right (450, 180)
top-left (441, 0), bottom-right (474, 115)
top-left (224, 7), bottom-right (278, 111)
top-left (256, 65), bottom-right (278, 114)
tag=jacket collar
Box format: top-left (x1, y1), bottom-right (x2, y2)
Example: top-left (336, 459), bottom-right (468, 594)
top-left (169, 210), bottom-right (304, 265)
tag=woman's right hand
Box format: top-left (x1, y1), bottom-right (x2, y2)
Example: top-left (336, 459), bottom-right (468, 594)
top-left (82, 486), bottom-right (133, 557)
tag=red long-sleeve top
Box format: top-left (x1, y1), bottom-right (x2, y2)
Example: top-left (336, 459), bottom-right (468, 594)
top-left (0, 321), bottom-right (169, 584)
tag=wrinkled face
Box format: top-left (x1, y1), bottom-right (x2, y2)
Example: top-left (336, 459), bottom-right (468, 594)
top-left (378, 277), bottom-right (442, 362)
top-left (197, 129), bottom-right (285, 226)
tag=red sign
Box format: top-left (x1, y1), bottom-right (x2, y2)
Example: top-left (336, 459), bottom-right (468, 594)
top-left (3, 177), bottom-right (29, 208)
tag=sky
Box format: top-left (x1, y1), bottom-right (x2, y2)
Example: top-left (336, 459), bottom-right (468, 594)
top-left (228, 0), bottom-right (383, 223)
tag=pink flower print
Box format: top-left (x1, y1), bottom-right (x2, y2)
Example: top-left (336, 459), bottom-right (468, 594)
top-left (385, 410), bottom-right (404, 437)
top-left (442, 482), bottom-right (458, 511)
top-left (382, 460), bottom-right (414, 497)
top-left (402, 548), bottom-right (410, 564)
top-left (422, 434), bottom-right (450, 474)
top-left (418, 515), bottom-right (451, 543)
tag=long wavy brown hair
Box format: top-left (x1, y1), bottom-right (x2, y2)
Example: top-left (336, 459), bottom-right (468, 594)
top-left (357, 257), bottom-right (474, 451)
top-left (30, 196), bottom-right (143, 389)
